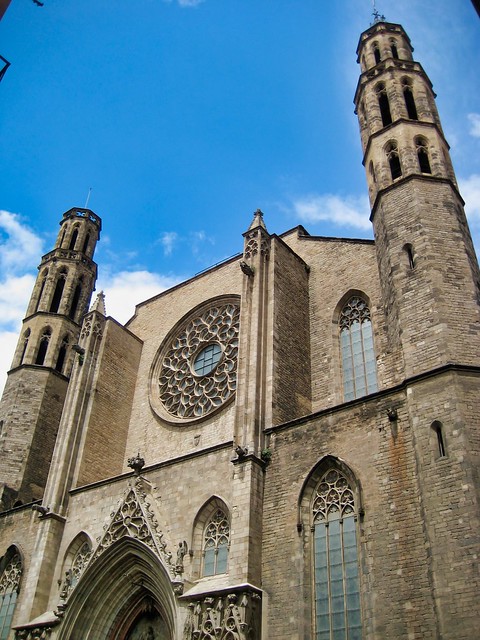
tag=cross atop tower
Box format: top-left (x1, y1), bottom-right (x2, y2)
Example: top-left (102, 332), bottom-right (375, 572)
top-left (371, 0), bottom-right (385, 24)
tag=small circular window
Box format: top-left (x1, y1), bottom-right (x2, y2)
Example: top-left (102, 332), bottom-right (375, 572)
top-left (193, 343), bottom-right (222, 376)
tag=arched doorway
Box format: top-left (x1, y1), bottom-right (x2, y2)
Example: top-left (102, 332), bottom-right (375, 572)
top-left (57, 538), bottom-right (176, 640)
top-left (109, 593), bottom-right (170, 640)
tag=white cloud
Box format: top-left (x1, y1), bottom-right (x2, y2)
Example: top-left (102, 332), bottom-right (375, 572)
top-left (97, 269), bottom-right (181, 324)
top-left (0, 274), bottom-right (36, 327)
top-left (459, 174), bottom-right (480, 221)
top-left (0, 210), bottom-right (43, 272)
top-left (158, 231), bottom-right (179, 256)
top-left (468, 113), bottom-right (480, 139)
top-left (291, 193), bottom-right (371, 231)
top-left (0, 211), bottom-right (43, 395)
top-left (0, 330), bottom-right (19, 399)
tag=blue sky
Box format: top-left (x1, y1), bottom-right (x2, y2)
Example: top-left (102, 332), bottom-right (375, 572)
top-left (1, 0), bottom-right (479, 392)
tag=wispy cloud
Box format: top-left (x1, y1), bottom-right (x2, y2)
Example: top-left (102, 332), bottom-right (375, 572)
top-left (97, 269), bottom-right (181, 324)
top-left (159, 231), bottom-right (179, 256)
top-left (164, 0), bottom-right (204, 7)
top-left (291, 193), bottom-right (371, 231)
top-left (0, 211), bottom-right (44, 393)
top-left (459, 174), bottom-right (480, 221)
top-left (0, 210), bottom-right (43, 272)
top-left (468, 113), bottom-right (480, 139)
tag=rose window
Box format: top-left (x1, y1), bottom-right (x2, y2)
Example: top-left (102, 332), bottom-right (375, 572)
top-left (150, 298), bottom-right (240, 423)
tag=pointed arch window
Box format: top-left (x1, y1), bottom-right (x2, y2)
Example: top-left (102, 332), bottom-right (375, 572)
top-left (35, 270), bottom-right (48, 313)
top-left (19, 328), bottom-right (30, 365)
top-left (82, 232), bottom-right (91, 255)
top-left (313, 468), bottom-right (362, 640)
top-left (50, 270), bottom-right (67, 313)
top-left (55, 335), bottom-right (69, 373)
top-left (35, 328), bottom-right (51, 366)
top-left (376, 83), bottom-right (392, 127)
top-left (386, 141), bottom-right (402, 180)
top-left (203, 508), bottom-right (230, 577)
top-left (390, 39), bottom-right (399, 59)
top-left (402, 78), bottom-right (418, 120)
top-left (340, 297), bottom-right (377, 401)
top-left (415, 137), bottom-right (432, 174)
top-left (372, 43), bottom-right (381, 65)
top-left (69, 227), bottom-right (79, 251)
top-left (69, 283), bottom-right (82, 321)
top-left (59, 536), bottom-right (92, 602)
top-left (0, 550), bottom-right (22, 640)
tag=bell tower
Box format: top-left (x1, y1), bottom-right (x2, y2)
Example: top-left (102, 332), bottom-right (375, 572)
top-left (355, 19), bottom-right (480, 638)
top-left (0, 207), bottom-right (101, 509)
top-left (354, 19), bottom-right (480, 377)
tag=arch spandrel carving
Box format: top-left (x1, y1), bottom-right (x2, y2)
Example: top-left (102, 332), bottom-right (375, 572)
top-left (90, 477), bottom-right (176, 581)
top-left (53, 479), bottom-right (183, 640)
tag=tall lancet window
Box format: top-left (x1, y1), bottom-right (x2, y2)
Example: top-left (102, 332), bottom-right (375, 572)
top-left (203, 508), bottom-right (230, 576)
top-left (0, 549), bottom-right (22, 640)
top-left (313, 469), bottom-right (362, 640)
top-left (340, 296), bottom-right (377, 401)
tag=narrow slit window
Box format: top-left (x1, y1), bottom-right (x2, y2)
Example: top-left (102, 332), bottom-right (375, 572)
top-left (373, 43), bottom-right (381, 64)
top-left (404, 244), bottom-right (415, 270)
top-left (432, 421), bottom-right (446, 458)
top-left (390, 40), bottom-right (399, 59)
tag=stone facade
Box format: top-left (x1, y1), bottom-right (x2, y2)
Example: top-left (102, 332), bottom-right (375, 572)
top-left (1, 19), bottom-right (479, 640)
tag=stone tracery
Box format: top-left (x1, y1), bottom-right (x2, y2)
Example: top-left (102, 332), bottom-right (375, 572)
top-left (152, 300), bottom-right (240, 422)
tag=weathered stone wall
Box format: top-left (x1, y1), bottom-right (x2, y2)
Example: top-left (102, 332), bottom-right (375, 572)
top-left (0, 367), bottom-right (68, 506)
top-left (269, 237), bottom-right (311, 426)
top-left (404, 369), bottom-right (480, 639)
top-left (282, 231), bottom-right (402, 407)
top-left (75, 319), bottom-right (143, 487)
top-left (262, 390), bottom-right (437, 640)
top-left (124, 258), bottom-right (243, 468)
top-left (373, 179), bottom-right (480, 378)
top-left (0, 505), bottom-right (41, 632)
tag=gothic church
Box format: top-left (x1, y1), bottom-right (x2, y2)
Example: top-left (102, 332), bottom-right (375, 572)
top-left (1, 18), bottom-right (479, 640)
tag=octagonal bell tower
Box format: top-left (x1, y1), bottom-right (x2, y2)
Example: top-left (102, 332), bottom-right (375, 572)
top-left (0, 208), bottom-right (101, 509)
top-left (354, 19), bottom-right (480, 377)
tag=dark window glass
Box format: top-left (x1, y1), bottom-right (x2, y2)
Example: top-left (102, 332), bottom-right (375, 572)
top-left (313, 469), bottom-right (362, 640)
top-left (50, 276), bottom-right (66, 313)
top-left (69, 228), bottom-right (78, 251)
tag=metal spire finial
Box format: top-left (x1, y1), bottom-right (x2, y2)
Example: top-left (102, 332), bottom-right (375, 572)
top-left (371, 0), bottom-right (385, 24)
